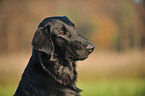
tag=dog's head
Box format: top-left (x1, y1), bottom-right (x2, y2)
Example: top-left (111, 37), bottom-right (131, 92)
top-left (32, 16), bottom-right (94, 61)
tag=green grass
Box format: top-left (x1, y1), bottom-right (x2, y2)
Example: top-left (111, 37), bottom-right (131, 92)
top-left (77, 79), bottom-right (145, 96)
top-left (0, 79), bottom-right (145, 96)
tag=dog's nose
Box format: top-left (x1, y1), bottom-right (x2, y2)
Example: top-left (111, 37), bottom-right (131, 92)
top-left (87, 44), bottom-right (95, 53)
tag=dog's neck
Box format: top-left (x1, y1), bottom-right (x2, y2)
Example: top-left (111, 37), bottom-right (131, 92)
top-left (31, 49), bottom-right (81, 92)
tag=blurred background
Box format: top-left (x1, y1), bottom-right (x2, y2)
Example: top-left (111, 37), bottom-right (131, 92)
top-left (0, 0), bottom-right (145, 96)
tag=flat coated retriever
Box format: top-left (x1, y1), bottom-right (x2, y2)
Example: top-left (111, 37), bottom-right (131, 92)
top-left (14, 16), bottom-right (95, 96)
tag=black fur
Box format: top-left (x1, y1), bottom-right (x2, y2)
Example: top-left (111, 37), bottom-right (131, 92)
top-left (14, 16), bottom-right (95, 96)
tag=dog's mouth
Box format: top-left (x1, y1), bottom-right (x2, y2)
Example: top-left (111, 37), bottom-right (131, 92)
top-left (65, 56), bottom-right (88, 61)
top-left (64, 50), bottom-right (88, 61)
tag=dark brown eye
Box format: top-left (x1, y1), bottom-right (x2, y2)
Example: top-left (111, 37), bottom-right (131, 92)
top-left (59, 31), bottom-right (65, 35)
top-left (59, 31), bottom-right (71, 37)
top-left (59, 26), bottom-right (71, 37)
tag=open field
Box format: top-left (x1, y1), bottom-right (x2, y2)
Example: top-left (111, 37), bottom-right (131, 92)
top-left (0, 79), bottom-right (145, 96)
top-left (77, 51), bottom-right (145, 79)
top-left (78, 79), bottom-right (145, 96)
top-left (0, 51), bottom-right (145, 96)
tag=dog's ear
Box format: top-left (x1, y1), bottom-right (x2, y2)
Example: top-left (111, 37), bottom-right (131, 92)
top-left (32, 23), bottom-right (54, 55)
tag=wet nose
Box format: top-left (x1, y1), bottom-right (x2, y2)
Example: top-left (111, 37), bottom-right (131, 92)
top-left (87, 44), bottom-right (95, 53)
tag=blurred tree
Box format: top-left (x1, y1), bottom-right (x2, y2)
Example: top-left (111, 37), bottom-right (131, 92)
top-left (134, 0), bottom-right (145, 49)
top-left (143, 0), bottom-right (145, 6)
top-left (117, 0), bottom-right (137, 51)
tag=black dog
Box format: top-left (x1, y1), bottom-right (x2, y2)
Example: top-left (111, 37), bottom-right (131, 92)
top-left (14, 16), bottom-right (95, 96)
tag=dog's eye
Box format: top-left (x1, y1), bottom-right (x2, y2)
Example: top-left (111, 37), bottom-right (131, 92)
top-left (59, 26), bottom-right (66, 35)
top-left (59, 31), bottom-right (65, 35)
top-left (59, 26), bottom-right (71, 37)
top-left (59, 31), bottom-right (71, 37)
top-left (60, 32), bottom-right (64, 35)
